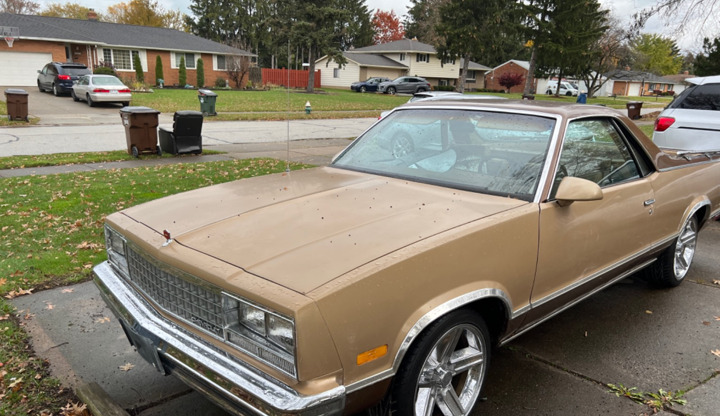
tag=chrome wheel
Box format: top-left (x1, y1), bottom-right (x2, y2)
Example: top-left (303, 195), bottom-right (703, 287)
top-left (414, 324), bottom-right (486, 416)
top-left (673, 217), bottom-right (698, 280)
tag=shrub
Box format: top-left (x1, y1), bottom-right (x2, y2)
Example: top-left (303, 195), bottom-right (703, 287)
top-left (155, 56), bottom-right (164, 85)
top-left (196, 58), bottom-right (205, 88)
top-left (249, 66), bottom-right (262, 86)
top-left (133, 53), bottom-right (144, 83)
top-left (435, 85), bottom-right (455, 91)
top-left (179, 56), bottom-right (187, 86)
top-left (214, 77), bottom-right (227, 88)
top-left (94, 61), bottom-right (116, 75)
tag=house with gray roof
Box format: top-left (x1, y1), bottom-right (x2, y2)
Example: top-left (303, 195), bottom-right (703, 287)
top-left (0, 12), bottom-right (253, 87)
top-left (315, 39), bottom-right (490, 91)
top-left (605, 70), bottom-right (682, 96)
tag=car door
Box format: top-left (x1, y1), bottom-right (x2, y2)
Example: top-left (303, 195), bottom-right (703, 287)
top-left (39, 64), bottom-right (52, 89)
top-left (525, 118), bottom-right (658, 325)
top-left (397, 77), bottom-right (412, 93)
top-left (74, 76), bottom-right (89, 97)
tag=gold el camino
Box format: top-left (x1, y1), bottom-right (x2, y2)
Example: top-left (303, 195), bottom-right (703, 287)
top-left (94, 100), bottom-right (720, 415)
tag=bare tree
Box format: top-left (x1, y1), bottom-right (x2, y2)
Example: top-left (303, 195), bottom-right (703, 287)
top-left (579, 17), bottom-right (631, 96)
top-left (633, 0), bottom-right (720, 44)
top-left (227, 56), bottom-right (252, 89)
top-left (0, 0), bottom-right (40, 14)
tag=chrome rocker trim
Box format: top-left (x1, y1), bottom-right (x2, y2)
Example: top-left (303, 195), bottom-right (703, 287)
top-left (93, 261), bottom-right (345, 416)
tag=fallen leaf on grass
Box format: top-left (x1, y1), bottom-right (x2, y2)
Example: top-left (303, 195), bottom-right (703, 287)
top-left (0, 314), bottom-right (9, 321)
top-left (61, 401), bottom-right (89, 416)
top-left (119, 363), bottom-right (134, 372)
top-left (8, 377), bottom-right (23, 391)
top-left (0, 277), bottom-right (6, 286)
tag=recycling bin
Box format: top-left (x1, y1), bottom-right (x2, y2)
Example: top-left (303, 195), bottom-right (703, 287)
top-left (4, 89), bottom-right (29, 122)
top-left (626, 101), bottom-right (643, 120)
top-left (159, 111), bottom-right (204, 155)
top-left (198, 89), bottom-right (217, 116)
top-left (119, 106), bottom-right (161, 157)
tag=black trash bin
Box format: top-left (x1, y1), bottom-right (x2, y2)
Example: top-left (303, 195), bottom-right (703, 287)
top-left (198, 89), bottom-right (217, 116)
top-left (626, 101), bottom-right (643, 120)
top-left (4, 89), bottom-right (29, 122)
top-left (119, 106), bottom-right (161, 157)
top-left (159, 111), bottom-right (204, 155)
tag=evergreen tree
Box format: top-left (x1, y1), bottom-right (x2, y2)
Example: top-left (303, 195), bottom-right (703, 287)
top-left (133, 53), bottom-right (144, 83)
top-left (179, 56), bottom-right (187, 86)
top-left (533, 0), bottom-right (608, 94)
top-left (629, 34), bottom-right (683, 75)
top-left (155, 55), bottom-right (164, 85)
top-left (694, 37), bottom-right (720, 77)
top-left (196, 58), bottom-right (205, 88)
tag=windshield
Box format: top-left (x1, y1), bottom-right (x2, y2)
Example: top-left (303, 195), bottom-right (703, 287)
top-left (332, 108), bottom-right (556, 200)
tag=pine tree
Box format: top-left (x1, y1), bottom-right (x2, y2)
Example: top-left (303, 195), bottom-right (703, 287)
top-left (155, 55), bottom-right (164, 86)
top-left (196, 58), bottom-right (205, 88)
top-left (133, 53), bottom-right (144, 83)
top-left (179, 56), bottom-right (187, 86)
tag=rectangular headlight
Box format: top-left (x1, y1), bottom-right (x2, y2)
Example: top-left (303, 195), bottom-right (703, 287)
top-left (104, 225), bottom-right (128, 277)
top-left (222, 294), bottom-right (296, 377)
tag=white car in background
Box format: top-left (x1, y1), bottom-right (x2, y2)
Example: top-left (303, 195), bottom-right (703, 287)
top-left (652, 75), bottom-right (720, 151)
top-left (72, 74), bottom-right (132, 107)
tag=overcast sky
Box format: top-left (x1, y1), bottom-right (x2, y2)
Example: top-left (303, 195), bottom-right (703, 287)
top-left (37, 0), bottom-right (717, 53)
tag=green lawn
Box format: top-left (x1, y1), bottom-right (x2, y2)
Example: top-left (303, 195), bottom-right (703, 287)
top-left (0, 158), bottom-right (311, 414)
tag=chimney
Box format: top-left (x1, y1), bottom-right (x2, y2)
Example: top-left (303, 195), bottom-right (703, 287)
top-left (87, 9), bottom-right (98, 21)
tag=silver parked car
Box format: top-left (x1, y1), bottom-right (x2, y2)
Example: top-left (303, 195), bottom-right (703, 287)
top-left (652, 75), bottom-right (720, 151)
top-left (72, 74), bottom-right (132, 107)
top-left (378, 76), bottom-right (431, 95)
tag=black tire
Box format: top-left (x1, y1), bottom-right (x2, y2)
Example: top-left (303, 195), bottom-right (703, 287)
top-left (37, 82), bottom-right (44, 93)
top-left (565, 91), bottom-right (572, 96)
top-left (387, 86), bottom-right (397, 95)
top-left (87, 94), bottom-right (95, 107)
top-left (416, 87), bottom-right (428, 93)
top-left (71, 90), bottom-right (79, 102)
top-left (52, 84), bottom-right (59, 96)
top-left (643, 215), bottom-right (698, 287)
top-left (122, 102), bottom-right (130, 107)
top-left (360, 86), bottom-right (367, 93)
top-left (390, 309), bottom-right (490, 416)
top-left (157, 147), bottom-right (163, 156)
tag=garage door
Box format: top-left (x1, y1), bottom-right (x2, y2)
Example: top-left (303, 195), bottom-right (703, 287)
top-left (0, 51), bottom-right (52, 86)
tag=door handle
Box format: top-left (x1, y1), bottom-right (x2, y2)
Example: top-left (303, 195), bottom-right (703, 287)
top-left (644, 199), bottom-right (655, 206)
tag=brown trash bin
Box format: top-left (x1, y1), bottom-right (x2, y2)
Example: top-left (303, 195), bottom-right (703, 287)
top-left (4, 89), bottom-right (29, 122)
top-left (119, 106), bottom-right (161, 157)
top-left (626, 101), bottom-right (643, 120)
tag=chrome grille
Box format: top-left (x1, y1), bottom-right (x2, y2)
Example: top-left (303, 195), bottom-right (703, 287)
top-left (126, 247), bottom-right (224, 337)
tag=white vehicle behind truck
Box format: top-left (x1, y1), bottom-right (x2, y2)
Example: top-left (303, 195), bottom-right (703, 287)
top-left (546, 80), bottom-right (579, 96)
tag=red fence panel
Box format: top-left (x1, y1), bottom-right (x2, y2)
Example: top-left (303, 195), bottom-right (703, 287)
top-left (262, 68), bottom-right (321, 88)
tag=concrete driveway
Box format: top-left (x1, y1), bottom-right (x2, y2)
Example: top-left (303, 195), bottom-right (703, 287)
top-left (2, 84), bottom-right (134, 125)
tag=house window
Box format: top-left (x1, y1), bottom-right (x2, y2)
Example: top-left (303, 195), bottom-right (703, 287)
top-left (416, 54), bottom-right (430, 63)
top-left (216, 55), bottom-right (226, 70)
top-left (466, 70), bottom-right (476, 82)
top-left (399, 53), bottom-right (406, 61)
top-left (102, 49), bottom-right (138, 70)
top-left (175, 52), bottom-right (196, 69)
top-left (442, 58), bottom-right (455, 65)
top-left (334, 68), bottom-right (340, 78)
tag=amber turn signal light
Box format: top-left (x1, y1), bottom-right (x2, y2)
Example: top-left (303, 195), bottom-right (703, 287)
top-left (357, 345), bottom-right (388, 366)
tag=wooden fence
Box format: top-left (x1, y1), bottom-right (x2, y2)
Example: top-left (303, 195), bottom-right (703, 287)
top-left (262, 68), bottom-right (321, 88)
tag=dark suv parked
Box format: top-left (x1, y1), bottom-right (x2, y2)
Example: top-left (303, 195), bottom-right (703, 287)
top-left (37, 62), bottom-right (91, 96)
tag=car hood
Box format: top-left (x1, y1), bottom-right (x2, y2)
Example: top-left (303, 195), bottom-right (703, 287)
top-left (120, 167), bottom-right (526, 294)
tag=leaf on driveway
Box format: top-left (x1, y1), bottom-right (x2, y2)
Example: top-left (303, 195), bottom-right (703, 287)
top-left (44, 302), bottom-right (54, 310)
top-left (645, 310), bottom-right (653, 314)
top-left (713, 279), bottom-right (720, 286)
top-left (61, 288), bottom-right (74, 294)
top-left (712, 349), bottom-right (720, 358)
top-left (95, 317), bottom-right (110, 324)
top-left (119, 363), bottom-right (135, 372)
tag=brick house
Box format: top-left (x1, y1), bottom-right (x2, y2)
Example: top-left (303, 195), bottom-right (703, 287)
top-left (0, 12), bottom-right (253, 87)
top-left (484, 60), bottom-right (531, 93)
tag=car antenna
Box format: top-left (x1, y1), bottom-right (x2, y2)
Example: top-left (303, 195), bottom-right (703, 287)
top-left (285, 39), bottom-right (291, 173)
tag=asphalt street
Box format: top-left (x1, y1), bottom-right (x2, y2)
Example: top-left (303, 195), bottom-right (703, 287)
top-left (3, 90), bottom-right (719, 416)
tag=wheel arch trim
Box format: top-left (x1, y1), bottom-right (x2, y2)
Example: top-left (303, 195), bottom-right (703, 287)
top-left (344, 288), bottom-right (513, 394)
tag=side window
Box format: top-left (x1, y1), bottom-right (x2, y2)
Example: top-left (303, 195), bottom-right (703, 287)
top-left (551, 119), bottom-right (640, 198)
top-left (675, 83), bottom-right (720, 111)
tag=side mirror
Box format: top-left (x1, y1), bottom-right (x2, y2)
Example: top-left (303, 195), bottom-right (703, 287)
top-left (555, 177), bottom-right (603, 207)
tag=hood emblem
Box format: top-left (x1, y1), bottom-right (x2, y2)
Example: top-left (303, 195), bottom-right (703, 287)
top-left (162, 229), bottom-right (174, 247)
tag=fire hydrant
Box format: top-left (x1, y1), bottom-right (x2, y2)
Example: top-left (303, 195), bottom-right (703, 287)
top-left (305, 101), bottom-right (312, 114)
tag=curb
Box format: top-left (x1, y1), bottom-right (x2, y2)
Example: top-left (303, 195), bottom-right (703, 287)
top-left (76, 382), bottom-right (130, 416)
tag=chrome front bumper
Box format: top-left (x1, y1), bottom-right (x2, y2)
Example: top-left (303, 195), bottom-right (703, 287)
top-left (93, 261), bottom-right (345, 416)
